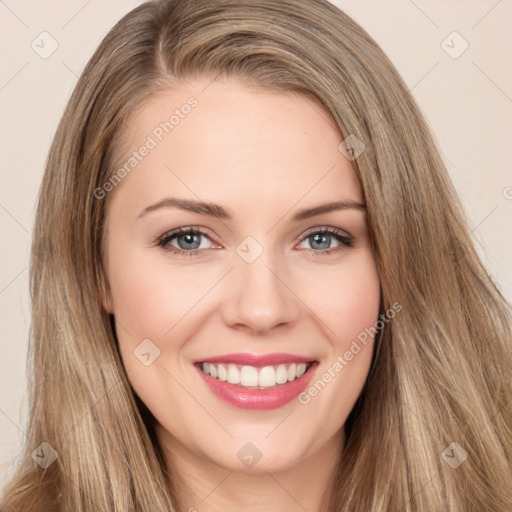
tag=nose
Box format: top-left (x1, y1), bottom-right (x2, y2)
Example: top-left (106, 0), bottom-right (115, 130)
top-left (221, 248), bottom-right (301, 335)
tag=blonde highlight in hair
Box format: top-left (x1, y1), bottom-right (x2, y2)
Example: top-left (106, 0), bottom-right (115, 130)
top-left (2, 0), bottom-right (511, 510)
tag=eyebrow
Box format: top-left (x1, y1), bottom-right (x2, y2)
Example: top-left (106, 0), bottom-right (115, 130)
top-left (137, 197), bottom-right (366, 221)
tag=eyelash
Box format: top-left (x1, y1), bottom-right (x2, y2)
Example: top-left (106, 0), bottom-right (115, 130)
top-left (155, 226), bottom-right (354, 258)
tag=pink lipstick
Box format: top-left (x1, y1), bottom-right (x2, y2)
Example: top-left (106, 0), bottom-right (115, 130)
top-left (193, 353), bottom-right (318, 410)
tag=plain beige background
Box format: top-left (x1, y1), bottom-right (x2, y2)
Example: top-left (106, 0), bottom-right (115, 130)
top-left (1, 0), bottom-right (511, 488)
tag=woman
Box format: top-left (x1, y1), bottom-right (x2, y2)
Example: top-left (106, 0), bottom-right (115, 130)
top-left (1, 0), bottom-right (511, 510)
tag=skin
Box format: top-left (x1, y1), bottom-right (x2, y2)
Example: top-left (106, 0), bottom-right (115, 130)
top-left (103, 78), bottom-right (381, 512)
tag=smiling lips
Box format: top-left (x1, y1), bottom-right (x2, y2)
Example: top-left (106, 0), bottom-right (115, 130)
top-left (194, 352), bottom-right (318, 410)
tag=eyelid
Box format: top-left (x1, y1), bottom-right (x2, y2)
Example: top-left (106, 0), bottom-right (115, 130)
top-left (153, 225), bottom-right (218, 246)
top-left (299, 225), bottom-right (352, 240)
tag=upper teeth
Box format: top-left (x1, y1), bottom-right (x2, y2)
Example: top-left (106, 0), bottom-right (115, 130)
top-left (201, 362), bottom-right (309, 388)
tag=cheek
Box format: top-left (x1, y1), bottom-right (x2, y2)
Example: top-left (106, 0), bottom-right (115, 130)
top-left (106, 247), bottom-right (209, 340)
top-left (335, 260), bottom-right (381, 343)
top-left (293, 250), bottom-right (380, 412)
top-left (106, 245), bottom-right (204, 410)
top-left (294, 249), bottom-right (381, 343)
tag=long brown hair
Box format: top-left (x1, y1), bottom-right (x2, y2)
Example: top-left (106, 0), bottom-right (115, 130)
top-left (2, 0), bottom-right (511, 510)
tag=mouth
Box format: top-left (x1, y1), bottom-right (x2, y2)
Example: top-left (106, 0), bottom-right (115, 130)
top-left (193, 356), bottom-right (318, 410)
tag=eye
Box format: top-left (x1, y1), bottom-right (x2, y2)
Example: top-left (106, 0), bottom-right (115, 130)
top-left (155, 226), bottom-right (354, 258)
top-left (156, 227), bottom-right (217, 257)
top-left (296, 227), bottom-right (354, 256)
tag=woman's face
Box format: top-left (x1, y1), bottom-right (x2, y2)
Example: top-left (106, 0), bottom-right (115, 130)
top-left (103, 78), bottom-right (380, 474)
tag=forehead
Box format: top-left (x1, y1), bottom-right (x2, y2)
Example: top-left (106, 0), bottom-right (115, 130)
top-left (107, 79), bottom-right (363, 218)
